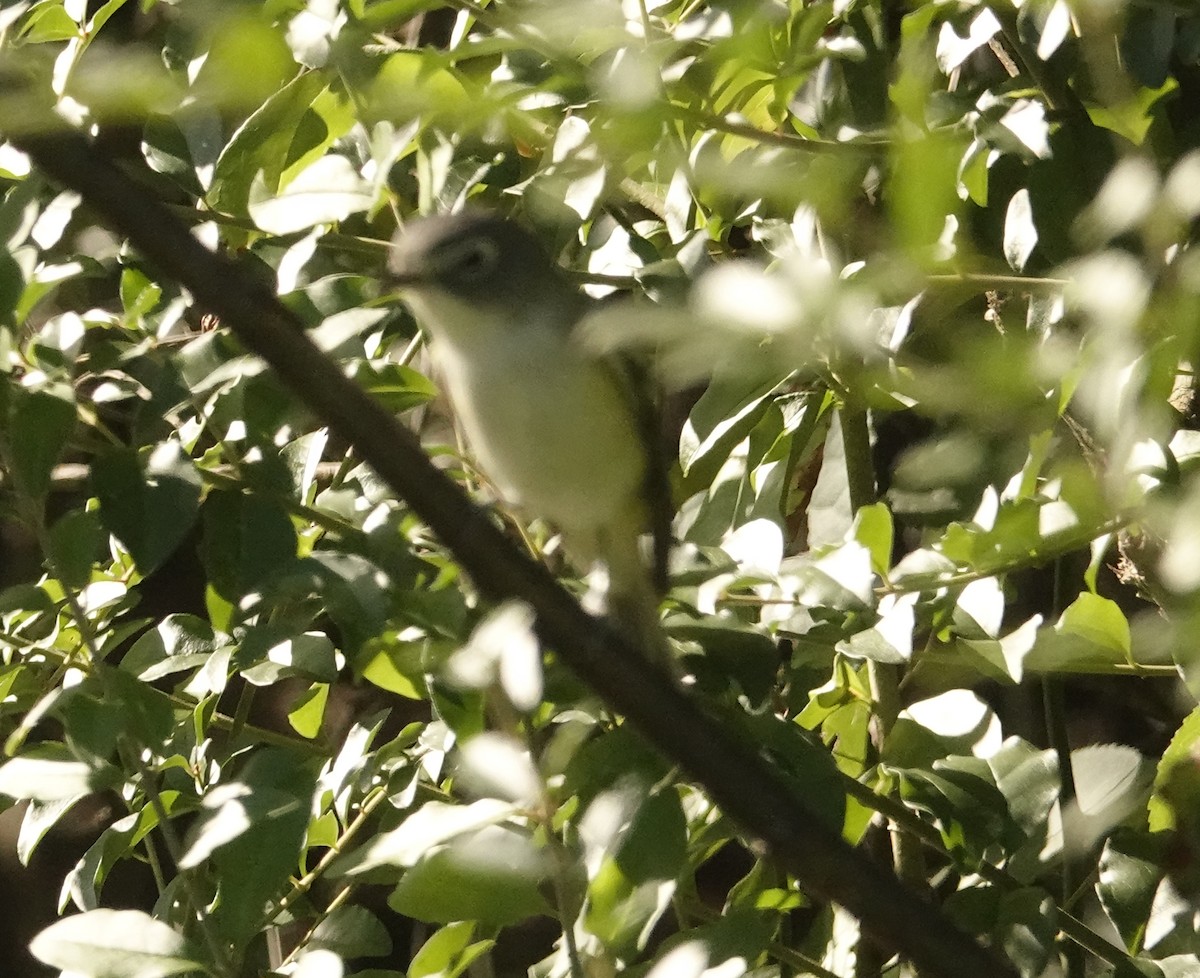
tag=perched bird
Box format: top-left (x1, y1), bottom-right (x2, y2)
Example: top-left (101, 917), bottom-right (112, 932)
top-left (387, 210), bottom-right (669, 665)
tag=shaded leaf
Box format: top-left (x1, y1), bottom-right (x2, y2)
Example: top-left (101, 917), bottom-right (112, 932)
top-left (8, 383), bottom-right (75, 498)
top-left (92, 443), bottom-right (202, 574)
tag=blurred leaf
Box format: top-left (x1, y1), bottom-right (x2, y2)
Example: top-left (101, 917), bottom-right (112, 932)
top-left (1087, 79), bottom-right (1178, 146)
top-left (615, 788), bottom-right (688, 884)
top-left (366, 50), bottom-right (472, 125)
top-left (889, 133), bottom-right (964, 255)
top-left (1072, 744), bottom-right (1154, 827)
top-left (1122, 7), bottom-right (1178, 90)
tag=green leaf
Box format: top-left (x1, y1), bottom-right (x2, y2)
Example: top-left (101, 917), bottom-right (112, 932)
top-left (248, 154), bottom-right (373, 235)
top-left (989, 739), bottom-right (1059, 839)
top-left (995, 888), bottom-right (1056, 978)
top-left (851, 502), bottom-right (893, 576)
top-left (91, 443), bottom-right (202, 574)
top-left (29, 909), bottom-right (200, 978)
top-left (86, 0), bottom-right (131, 37)
top-left (899, 760), bottom-right (1012, 860)
top-left (200, 488), bottom-right (297, 600)
top-left (388, 825), bottom-right (553, 925)
top-left (306, 552), bottom-right (393, 653)
top-left (48, 508), bottom-right (105, 588)
top-left (20, 3), bottom-right (80, 43)
top-left (287, 682), bottom-right (329, 738)
top-left (359, 632), bottom-right (429, 699)
top-left (563, 727), bottom-right (672, 808)
top-left (350, 361), bottom-right (439, 414)
top-left (679, 376), bottom-right (778, 488)
top-left (241, 628), bottom-right (339, 685)
top-left (17, 795), bottom-right (88, 865)
top-left (1057, 593), bottom-right (1131, 659)
top-left (1151, 705), bottom-right (1200, 832)
top-left (62, 808), bottom-right (156, 913)
top-left (615, 788), bottom-right (687, 884)
top-left (585, 854), bottom-right (673, 954)
top-left (1025, 593), bottom-right (1133, 673)
top-left (121, 614), bottom-right (221, 682)
top-left (1087, 79), bottom-right (1178, 146)
top-left (746, 712), bottom-right (848, 837)
top-left (209, 71), bottom-right (329, 215)
top-left (1098, 828), bottom-right (1166, 953)
top-left (119, 266), bottom-right (162, 322)
top-left (666, 615), bottom-right (779, 705)
top-left (0, 755), bottom-right (101, 802)
top-left (408, 922), bottom-right (494, 978)
top-left (97, 669), bottom-right (176, 750)
top-left (7, 383), bottom-right (76, 497)
top-left (309, 904), bottom-right (392, 959)
top-left (366, 50), bottom-right (472, 125)
top-left (181, 749), bottom-right (318, 943)
top-left (888, 132), bottom-right (964, 254)
top-left (337, 799), bottom-right (518, 875)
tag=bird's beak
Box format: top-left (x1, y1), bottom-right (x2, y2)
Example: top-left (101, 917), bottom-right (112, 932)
top-left (386, 241), bottom-right (428, 286)
top-left (386, 253), bottom-right (426, 285)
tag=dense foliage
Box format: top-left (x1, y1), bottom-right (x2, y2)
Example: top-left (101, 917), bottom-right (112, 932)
top-left (3, 0), bottom-right (1200, 976)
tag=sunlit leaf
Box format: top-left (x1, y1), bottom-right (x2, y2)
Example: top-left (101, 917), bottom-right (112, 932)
top-left (388, 825), bottom-right (553, 925)
top-left (30, 910), bottom-right (199, 978)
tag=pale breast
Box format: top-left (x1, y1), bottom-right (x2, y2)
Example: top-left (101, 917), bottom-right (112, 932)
top-left (433, 326), bottom-right (645, 537)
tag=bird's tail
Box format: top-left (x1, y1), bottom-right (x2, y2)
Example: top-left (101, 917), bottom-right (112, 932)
top-left (597, 506), bottom-right (672, 672)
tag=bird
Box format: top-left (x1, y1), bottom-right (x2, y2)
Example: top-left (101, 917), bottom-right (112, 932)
top-left (387, 210), bottom-right (671, 667)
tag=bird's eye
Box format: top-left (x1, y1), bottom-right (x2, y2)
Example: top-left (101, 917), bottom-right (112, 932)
top-left (441, 237), bottom-right (500, 282)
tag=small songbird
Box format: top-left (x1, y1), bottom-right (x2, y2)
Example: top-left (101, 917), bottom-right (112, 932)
top-left (387, 211), bottom-right (669, 665)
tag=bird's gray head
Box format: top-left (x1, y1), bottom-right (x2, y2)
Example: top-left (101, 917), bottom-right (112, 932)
top-left (388, 211), bottom-right (573, 310)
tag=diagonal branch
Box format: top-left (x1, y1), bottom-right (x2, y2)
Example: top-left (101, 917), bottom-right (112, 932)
top-left (10, 129), bottom-right (1016, 978)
